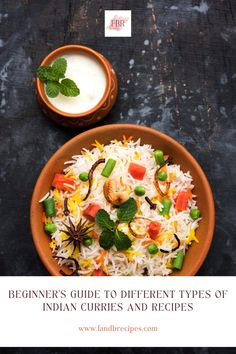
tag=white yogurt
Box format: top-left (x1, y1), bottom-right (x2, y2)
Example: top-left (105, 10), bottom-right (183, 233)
top-left (46, 53), bottom-right (107, 114)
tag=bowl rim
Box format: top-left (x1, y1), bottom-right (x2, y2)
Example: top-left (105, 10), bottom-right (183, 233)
top-left (30, 124), bottom-right (215, 276)
top-left (35, 44), bottom-right (112, 118)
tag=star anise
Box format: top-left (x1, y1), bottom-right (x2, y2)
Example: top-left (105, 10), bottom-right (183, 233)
top-left (61, 218), bottom-right (93, 255)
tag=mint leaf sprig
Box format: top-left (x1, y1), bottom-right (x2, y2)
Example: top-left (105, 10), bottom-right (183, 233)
top-left (95, 198), bottom-right (137, 251)
top-left (36, 57), bottom-right (80, 98)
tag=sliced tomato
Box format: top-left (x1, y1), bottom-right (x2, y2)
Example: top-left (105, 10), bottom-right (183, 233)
top-left (93, 269), bottom-right (107, 276)
top-left (175, 191), bottom-right (189, 211)
top-left (148, 221), bottom-right (161, 240)
top-left (128, 162), bottom-right (146, 180)
top-left (52, 173), bottom-right (75, 192)
top-left (83, 204), bottom-right (101, 220)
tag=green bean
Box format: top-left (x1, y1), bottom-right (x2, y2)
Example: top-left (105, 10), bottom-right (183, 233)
top-left (147, 243), bottom-right (159, 254)
top-left (158, 171), bottom-right (168, 181)
top-left (172, 251), bottom-right (184, 270)
top-left (134, 186), bottom-right (146, 196)
top-left (101, 159), bottom-right (116, 177)
top-left (159, 199), bottom-right (172, 216)
top-left (43, 198), bottom-right (56, 217)
top-left (154, 150), bottom-right (164, 165)
top-left (44, 223), bottom-right (57, 234)
top-left (190, 209), bottom-right (201, 219)
top-left (79, 172), bottom-right (89, 182)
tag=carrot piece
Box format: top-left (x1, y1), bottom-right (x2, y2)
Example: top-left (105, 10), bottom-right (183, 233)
top-left (175, 191), bottom-right (189, 211)
top-left (128, 162), bottom-right (146, 180)
top-left (83, 204), bottom-right (101, 221)
top-left (52, 173), bottom-right (75, 192)
top-left (148, 221), bottom-right (161, 240)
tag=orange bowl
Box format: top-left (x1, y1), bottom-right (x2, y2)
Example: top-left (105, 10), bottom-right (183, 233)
top-left (35, 45), bottom-right (118, 128)
top-left (30, 124), bottom-right (215, 276)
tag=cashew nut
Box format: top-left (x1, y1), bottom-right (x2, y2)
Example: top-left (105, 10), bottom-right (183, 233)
top-left (103, 178), bottom-right (129, 205)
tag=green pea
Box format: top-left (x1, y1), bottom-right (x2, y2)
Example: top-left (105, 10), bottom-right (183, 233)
top-left (147, 243), bottom-right (159, 254)
top-left (134, 186), bottom-right (146, 196)
top-left (159, 199), bottom-right (172, 216)
top-left (172, 251), bottom-right (184, 270)
top-left (43, 198), bottom-right (56, 217)
top-left (44, 223), bottom-right (57, 234)
top-left (83, 237), bottom-right (93, 247)
top-left (158, 171), bottom-right (168, 181)
top-left (154, 150), bottom-right (164, 165)
top-left (79, 172), bottom-right (89, 182)
top-left (190, 209), bottom-right (201, 219)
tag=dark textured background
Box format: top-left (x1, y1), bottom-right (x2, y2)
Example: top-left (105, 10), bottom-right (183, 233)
top-left (0, 0), bottom-right (236, 351)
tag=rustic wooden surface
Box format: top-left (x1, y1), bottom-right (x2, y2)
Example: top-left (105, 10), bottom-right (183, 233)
top-left (0, 0), bottom-right (236, 281)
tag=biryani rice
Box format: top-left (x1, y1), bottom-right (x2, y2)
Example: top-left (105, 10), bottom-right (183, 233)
top-left (40, 138), bottom-right (201, 276)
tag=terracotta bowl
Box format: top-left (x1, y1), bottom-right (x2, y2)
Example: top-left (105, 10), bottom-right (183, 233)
top-left (30, 124), bottom-right (215, 276)
top-left (35, 45), bottom-right (118, 128)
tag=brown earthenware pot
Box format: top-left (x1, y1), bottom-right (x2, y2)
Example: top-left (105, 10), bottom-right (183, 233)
top-left (30, 124), bottom-right (215, 276)
top-left (35, 45), bottom-right (118, 128)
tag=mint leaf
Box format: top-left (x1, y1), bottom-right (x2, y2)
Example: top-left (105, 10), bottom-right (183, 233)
top-left (36, 57), bottom-right (81, 98)
top-left (99, 230), bottom-right (114, 250)
top-left (52, 57), bottom-right (67, 78)
top-left (114, 230), bottom-right (132, 251)
top-left (36, 66), bottom-right (61, 82)
top-left (45, 82), bottom-right (60, 98)
top-left (117, 198), bottom-right (137, 223)
top-left (96, 209), bottom-right (115, 231)
top-left (60, 78), bottom-right (80, 97)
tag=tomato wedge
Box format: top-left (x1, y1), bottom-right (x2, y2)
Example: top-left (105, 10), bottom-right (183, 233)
top-left (175, 191), bottom-right (189, 211)
top-left (83, 204), bottom-right (101, 221)
top-left (128, 162), bottom-right (146, 180)
top-left (93, 269), bottom-right (107, 276)
top-left (148, 221), bottom-right (161, 240)
top-left (52, 173), bottom-right (76, 192)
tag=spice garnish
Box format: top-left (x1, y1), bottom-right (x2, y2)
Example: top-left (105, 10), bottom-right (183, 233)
top-left (63, 198), bottom-right (70, 216)
top-left (128, 217), bottom-right (152, 238)
top-left (60, 218), bottom-right (94, 255)
top-left (145, 196), bottom-right (157, 210)
top-left (83, 158), bottom-right (105, 201)
top-left (159, 234), bottom-right (180, 253)
top-left (53, 255), bottom-right (80, 276)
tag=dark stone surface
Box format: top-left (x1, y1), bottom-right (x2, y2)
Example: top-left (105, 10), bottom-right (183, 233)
top-left (0, 0), bottom-right (235, 278)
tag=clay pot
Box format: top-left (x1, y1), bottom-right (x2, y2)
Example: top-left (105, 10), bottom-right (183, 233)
top-left (35, 45), bottom-right (118, 128)
top-left (30, 124), bottom-right (215, 276)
